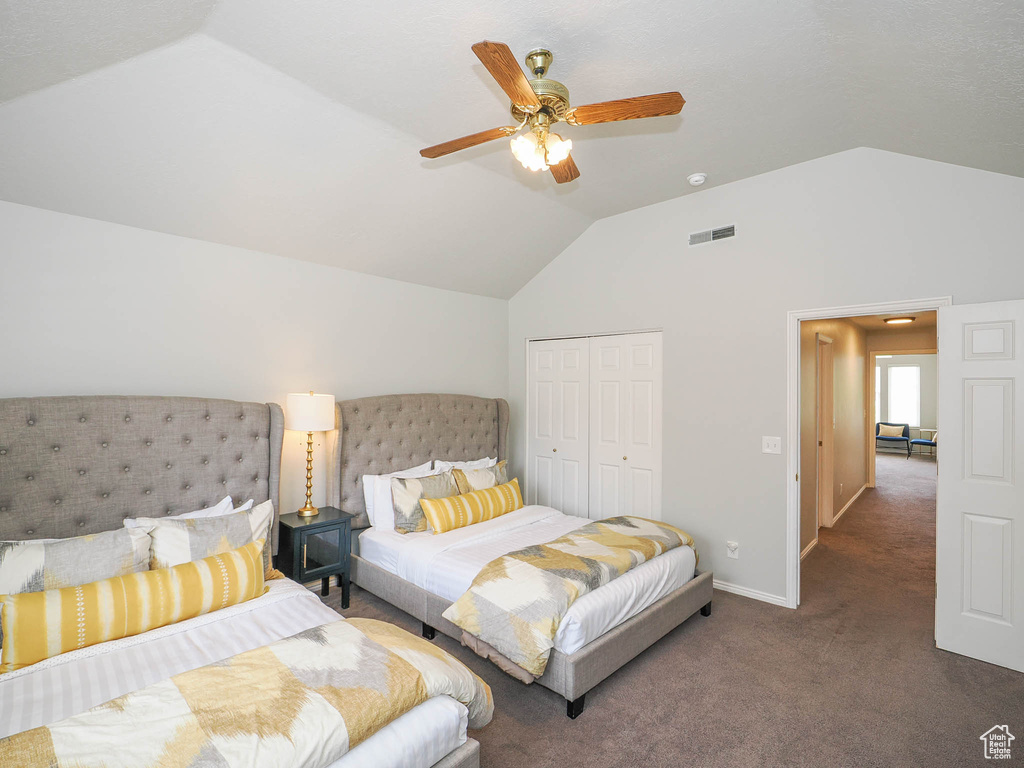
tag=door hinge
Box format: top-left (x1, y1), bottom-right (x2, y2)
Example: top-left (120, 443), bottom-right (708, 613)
top-left (795, 473), bottom-right (799, 482)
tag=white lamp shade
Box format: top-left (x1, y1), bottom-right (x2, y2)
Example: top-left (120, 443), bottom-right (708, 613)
top-left (285, 392), bottom-right (336, 432)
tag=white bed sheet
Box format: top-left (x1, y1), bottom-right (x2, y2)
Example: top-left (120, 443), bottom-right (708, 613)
top-left (358, 505), bottom-right (697, 655)
top-left (0, 578), bottom-right (469, 768)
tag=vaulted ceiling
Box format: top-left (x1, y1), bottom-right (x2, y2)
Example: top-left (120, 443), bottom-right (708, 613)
top-left (1, 1), bottom-right (1022, 298)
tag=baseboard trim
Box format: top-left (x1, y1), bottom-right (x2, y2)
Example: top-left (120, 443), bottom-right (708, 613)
top-left (800, 538), bottom-right (818, 561)
top-left (713, 579), bottom-right (789, 608)
top-left (833, 483), bottom-right (868, 525)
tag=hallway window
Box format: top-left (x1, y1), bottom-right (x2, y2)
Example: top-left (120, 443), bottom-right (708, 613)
top-left (888, 365), bottom-right (921, 426)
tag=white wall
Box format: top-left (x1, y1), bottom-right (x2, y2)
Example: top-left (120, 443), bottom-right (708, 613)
top-left (508, 147), bottom-right (1024, 602)
top-left (0, 201), bottom-right (509, 513)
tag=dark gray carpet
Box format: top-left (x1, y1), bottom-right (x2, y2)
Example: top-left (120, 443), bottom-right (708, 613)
top-left (322, 454), bottom-right (1023, 767)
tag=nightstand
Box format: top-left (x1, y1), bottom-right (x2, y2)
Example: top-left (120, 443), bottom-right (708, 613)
top-left (277, 506), bottom-right (353, 608)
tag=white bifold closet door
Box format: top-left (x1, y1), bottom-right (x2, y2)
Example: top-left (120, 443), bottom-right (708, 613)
top-left (527, 337), bottom-right (590, 516)
top-left (589, 332), bottom-right (663, 520)
top-left (528, 332), bottom-right (663, 520)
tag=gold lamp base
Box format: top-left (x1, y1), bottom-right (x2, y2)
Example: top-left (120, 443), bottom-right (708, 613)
top-left (298, 430), bottom-right (319, 517)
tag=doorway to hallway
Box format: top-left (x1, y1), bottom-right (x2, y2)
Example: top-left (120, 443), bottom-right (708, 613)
top-left (789, 298), bottom-right (948, 607)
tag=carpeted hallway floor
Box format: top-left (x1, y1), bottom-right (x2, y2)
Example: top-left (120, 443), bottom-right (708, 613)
top-left (323, 453), bottom-right (1023, 767)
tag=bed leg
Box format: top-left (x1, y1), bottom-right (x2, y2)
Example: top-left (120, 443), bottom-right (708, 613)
top-left (566, 695), bottom-right (586, 719)
top-left (700, 601), bottom-right (712, 617)
top-left (421, 623), bottom-right (436, 640)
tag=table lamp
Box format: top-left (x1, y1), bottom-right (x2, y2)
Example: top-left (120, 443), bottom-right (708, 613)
top-left (285, 391), bottom-right (336, 517)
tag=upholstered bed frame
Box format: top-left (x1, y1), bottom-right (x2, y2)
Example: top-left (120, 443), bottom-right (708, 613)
top-left (328, 392), bottom-right (714, 719)
top-left (0, 396), bottom-right (285, 551)
top-left (0, 394), bottom-right (481, 768)
top-left (326, 393), bottom-right (510, 530)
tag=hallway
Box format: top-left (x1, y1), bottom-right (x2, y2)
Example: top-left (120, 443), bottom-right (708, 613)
top-left (802, 452), bottom-right (938, 627)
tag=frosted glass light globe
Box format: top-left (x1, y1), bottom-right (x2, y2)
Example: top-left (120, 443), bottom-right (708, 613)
top-left (544, 133), bottom-right (572, 165)
top-left (510, 132), bottom-right (548, 172)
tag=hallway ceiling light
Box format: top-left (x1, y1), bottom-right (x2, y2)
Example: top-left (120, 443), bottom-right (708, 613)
top-left (884, 317), bottom-right (916, 325)
top-left (687, 172), bottom-right (707, 186)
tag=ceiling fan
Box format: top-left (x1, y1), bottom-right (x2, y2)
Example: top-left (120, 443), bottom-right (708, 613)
top-left (419, 41), bottom-right (685, 184)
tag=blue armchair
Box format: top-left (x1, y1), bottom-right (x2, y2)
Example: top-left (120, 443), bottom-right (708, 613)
top-left (876, 422), bottom-right (911, 457)
top-left (910, 433), bottom-right (937, 457)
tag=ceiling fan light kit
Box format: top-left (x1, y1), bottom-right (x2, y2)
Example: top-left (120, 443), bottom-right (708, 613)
top-left (510, 130), bottom-right (572, 172)
top-left (419, 41), bottom-right (685, 185)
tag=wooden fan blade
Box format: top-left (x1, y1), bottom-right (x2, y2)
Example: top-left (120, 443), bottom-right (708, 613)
top-left (549, 154), bottom-right (580, 184)
top-left (566, 92), bottom-right (685, 126)
top-left (420, 126), bottom-right (517, 159)
top-left (472, 41), bottom-right (541, 111)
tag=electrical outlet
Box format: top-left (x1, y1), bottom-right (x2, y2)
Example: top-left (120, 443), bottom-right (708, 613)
top-left (761, 436), bottom-right (782, 454)
top-left (727, 541), bottom-right (739, 559)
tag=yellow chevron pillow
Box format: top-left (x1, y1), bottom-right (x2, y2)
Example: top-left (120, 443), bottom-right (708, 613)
top-left (420, 479), bottom-right (524, 534)
top-left (0, 539), bottom-right (266, 673)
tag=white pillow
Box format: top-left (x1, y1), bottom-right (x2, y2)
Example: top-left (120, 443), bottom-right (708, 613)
top-left (362, 462), bottom-right (432, 527)
top-left (433, 457), bottom-right (497, 472)
top-left (123, 495), bottom-right (234, 529)
top-left (233, 499), bottom-right (254, 513)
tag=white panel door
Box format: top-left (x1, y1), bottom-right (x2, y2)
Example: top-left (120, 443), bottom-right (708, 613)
top-left (936, 299), bottom-right (1024, 672)
top-left (588, 332), bottom-right (663, 520)
top-left (527, 338), bottom-right (590, 516)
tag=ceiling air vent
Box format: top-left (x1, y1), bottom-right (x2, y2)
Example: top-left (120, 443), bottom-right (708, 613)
top-left (689, 224), bottom-right (736, 246)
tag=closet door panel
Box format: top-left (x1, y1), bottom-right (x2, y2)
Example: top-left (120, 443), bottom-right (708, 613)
top-left (630, 467), bottom-right (655, 517)
top-left (533, 454), bottom-right (553, 507)
top-left (528, 338), bottom-right (590, 515)
top-left (534, 381), bottom-right (554, 439)
top-left (560, 458), bottom-right (584, 517)
top-left (593, 462), bottom-right (622, 519)
top-left (589, 332), bottom-right (663, 520)
top-left (597, 381), bottom-right (621, 444)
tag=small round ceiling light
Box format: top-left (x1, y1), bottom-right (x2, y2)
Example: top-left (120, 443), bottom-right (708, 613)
top-left (687, 172), bottom-right (707, 187)
top-left (884, 317), bottom-right (916, 325)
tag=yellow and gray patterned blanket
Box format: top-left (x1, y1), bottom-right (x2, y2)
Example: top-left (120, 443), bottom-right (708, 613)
top-left (0, 618), bottom-right (492, 767)
top-left (443, 516), bottom-right (697, 678)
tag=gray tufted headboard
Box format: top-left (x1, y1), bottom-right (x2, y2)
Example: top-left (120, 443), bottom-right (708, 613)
top-left (326, 393), bottom-right (509, 529)
top-left (0, 396), bottom-right (285, 552)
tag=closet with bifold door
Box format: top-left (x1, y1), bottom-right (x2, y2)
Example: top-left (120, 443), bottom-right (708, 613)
top-left (527, 331), bottom-right (663, 520)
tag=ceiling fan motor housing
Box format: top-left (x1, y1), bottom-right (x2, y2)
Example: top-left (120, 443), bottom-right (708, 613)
top-left (511, 78), bottom-right (571, 123)
top-left (511, 47), bottom-right (570, 124)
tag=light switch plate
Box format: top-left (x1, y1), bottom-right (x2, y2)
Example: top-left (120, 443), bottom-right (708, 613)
top-left (762, 436), bottom-right (782, 454)
top-left (727, 541), bottom-right (739, 559)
